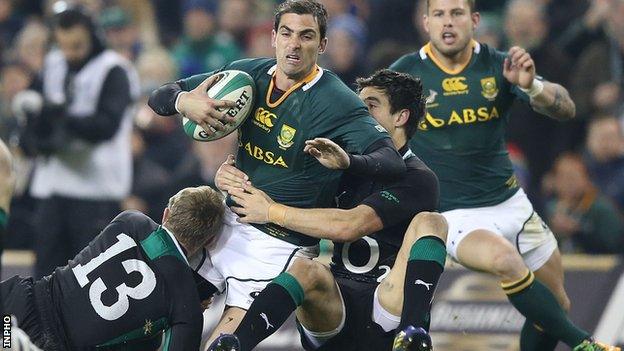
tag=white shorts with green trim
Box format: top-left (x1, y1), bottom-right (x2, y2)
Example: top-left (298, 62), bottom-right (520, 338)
top-left (443, 188), bottom-right (558, 271)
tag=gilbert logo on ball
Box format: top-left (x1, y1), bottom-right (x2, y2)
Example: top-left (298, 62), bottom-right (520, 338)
top-left (182, 70), bottom-right (256, 141)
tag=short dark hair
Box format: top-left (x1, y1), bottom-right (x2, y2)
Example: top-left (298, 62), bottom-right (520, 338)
top-left (52, 7), bottom-right (94, 31)
top-left (274, 0), bottom-right (328, 39)
top-left (427, 0), bottom-right (476, 13)
top-left (356, 69), bottom-right (426, 139)
top-left (165, 186), bottom-right (225, 252)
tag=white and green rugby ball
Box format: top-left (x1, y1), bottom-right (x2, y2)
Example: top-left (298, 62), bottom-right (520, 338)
top-left (182, 70), bottom-right (256, 141)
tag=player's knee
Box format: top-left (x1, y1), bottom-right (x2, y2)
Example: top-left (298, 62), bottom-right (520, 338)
top-left (408, 211), bottom-right (448, 242)
top-left (490, 244), bottom-right (526, 280)
top-left (287, 258), bottom-right (333, 295)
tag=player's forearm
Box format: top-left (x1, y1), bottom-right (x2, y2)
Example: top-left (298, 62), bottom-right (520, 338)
top-left (148, 82), bottom-right (185, 116)
top-left (349, 139), bottom-right (405, 178)
top-left (529, 81), bottom-right (576, 121)
top-left (272, 206), bottom-right (366, 242)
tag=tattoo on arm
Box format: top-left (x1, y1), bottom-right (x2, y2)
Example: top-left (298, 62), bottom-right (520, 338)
top-left (534, 84), bottom-right (575, 120)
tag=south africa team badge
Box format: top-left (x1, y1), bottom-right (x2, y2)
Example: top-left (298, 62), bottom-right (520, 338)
top-left (277, 124), bottom-right (296, 149)
top-left (481, 77), bottom-right (498, 101)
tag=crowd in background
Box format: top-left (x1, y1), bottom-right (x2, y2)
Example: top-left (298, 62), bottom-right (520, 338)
top-left (1, 0), bottom-right (623, 268)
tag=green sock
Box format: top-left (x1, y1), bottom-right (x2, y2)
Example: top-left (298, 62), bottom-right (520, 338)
top-left (520, 320), bottom-right (558, 351)
top-left (504, 271), bottom-right (589, 348)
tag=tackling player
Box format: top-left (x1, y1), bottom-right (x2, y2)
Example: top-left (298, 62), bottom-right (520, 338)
top-left (148, 0), bottom-right (406, 341)
top-left (1, 186), bottom-right (224, 350)
top-left (390, 0), bottom-right (619, 350)
top-left (209, 70), bottom-right (446, 351)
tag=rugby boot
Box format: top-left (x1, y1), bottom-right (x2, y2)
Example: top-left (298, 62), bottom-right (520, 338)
top-left (392, 325), bottom-right (432, 351)
top-left (573, 339), bottom-right (621, 351)
top-left (207, 334), bottom-right (241, 351)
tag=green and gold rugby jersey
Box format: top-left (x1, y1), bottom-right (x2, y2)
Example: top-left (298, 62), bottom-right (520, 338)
top-left (390, 41), bottom-right (529, 212)
top-left (179, 58), bottom-right (390, 245)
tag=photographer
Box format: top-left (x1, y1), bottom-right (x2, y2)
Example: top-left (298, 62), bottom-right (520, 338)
top-left (22, 5), bottom-right (139, 278)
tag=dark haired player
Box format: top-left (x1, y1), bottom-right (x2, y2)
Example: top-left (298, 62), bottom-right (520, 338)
top-left (209, 69), bottom-right (446, 351)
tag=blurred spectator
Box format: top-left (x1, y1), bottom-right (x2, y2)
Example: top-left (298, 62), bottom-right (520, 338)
top-left (25, 7), bottom-right (139, 277)
top-left (571, 0), bottom-right (624, 120)
top-left (474, 12), bottom-right (502, 49)
top-left (246, 21), bottom-right (275, 58)
top-left (555, 0), bottom-right (609, 58)
top-left (172, 0), bottom-right (241, 77)
top-left (367, 0), bottom-right (420, 48)
top-left (323, 15), bottom-right (367, 89)
top-left (151, 0), bottom-right (183, 48)
top-left (12, 20), bottom-right (49, 75)
top-left (545, 153), bottom-right (624, 254)
top-left (134, 47), bottom-right (191, 171)
top-left (99, 6), bottom-right (142, 61)
top-left (0, 0), bottom-right (24, 55)
top-left (0, 61), bottom-right (32, 141)
top-left (584, 115), bottom-right (624, 210)
top-left (504, 0), bottom-right (573, 210)
top-left (121, 127), bottom-right (171, 220)
top-left (218, 0), bottom-right (253, 49)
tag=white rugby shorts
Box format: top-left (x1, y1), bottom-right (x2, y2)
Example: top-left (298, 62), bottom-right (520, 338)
top-left (443, 188), bottom-right (557, 271)
top-left (197, 207), bottom-right (319, 309)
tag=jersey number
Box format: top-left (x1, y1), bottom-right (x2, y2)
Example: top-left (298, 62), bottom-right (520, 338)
top-left (72, 234), bottom-right (157, 321)
top-left (341, 237), bottom-right (390, 282)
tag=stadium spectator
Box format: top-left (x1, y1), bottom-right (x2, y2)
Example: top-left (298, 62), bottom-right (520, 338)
top-left (323, 15), bottom-right (367, 89)
top-left (0, 61), bottom-right (32, 141)
top-left (546, 152), bottom-right (624, 254)
top-left (503, 0), bottom-right (573, 209)
top-left (12, 21), bottom-right (49, 75)
top-left (245, 21), bottom-right (275, 58)
top-left (0, 0), bottom-right (23, 55)
top-left (584, 115), bottom-right (624, 211)
top-left (99, 6), bottom-right (142, 61)
top-left (571, 0), bottom-right (624, 120)
top-left (172, 0), bottom-right (241, 77)
top-left (218, 0), bottom-right (253, 49)
top-left (27, 6), bottom-right (139, 278)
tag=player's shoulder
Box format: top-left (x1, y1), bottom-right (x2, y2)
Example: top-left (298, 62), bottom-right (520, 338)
top-left (311, 68), bottom-right (366, 110)
top-left (390, 51), bottom-right (422, 73)
top-left (110, 210), bottom-right (159, 238)
top-left (476, 42), bottom-right (507, 66)
top-left (405, 155), bottom-right (439, 186)
top-left (227, 57), bottom-right (276, 78)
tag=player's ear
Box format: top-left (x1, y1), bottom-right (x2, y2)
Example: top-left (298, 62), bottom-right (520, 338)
top-left (318, 37), bottom-right (328, 54)
top-left (395, 109), bottom-right (410, 128)
top-left (471, 11), bottom-right (481, 30)
top-left (162, 207), bottom-right (170, 225)
top-left (271, 29), bottom-right (277, 48)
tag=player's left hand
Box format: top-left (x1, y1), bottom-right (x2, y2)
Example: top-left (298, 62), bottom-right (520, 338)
top-left (503, 46), bottom-right (536, 89)
top-left (229, 182), bottom-right (274, 224)
top-left (304, 138), bottom-right (350, 170)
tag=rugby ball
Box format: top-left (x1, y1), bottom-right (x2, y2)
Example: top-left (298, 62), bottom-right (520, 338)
top-left (182, 70), bottom-right (256, 141)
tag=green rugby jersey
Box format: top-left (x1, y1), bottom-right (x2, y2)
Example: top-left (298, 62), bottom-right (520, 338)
top-left (391, 41), bottom-right (529, 212)
top-left (179, 58), bottom-right (390, 245)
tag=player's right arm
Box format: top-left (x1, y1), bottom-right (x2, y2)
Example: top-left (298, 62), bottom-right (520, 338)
top-left (230, 182), bottom-right (382, 242)
top-left (158, 256), bottom-right (204, 351)
top-left (148, 73), bottom-right (236, 138)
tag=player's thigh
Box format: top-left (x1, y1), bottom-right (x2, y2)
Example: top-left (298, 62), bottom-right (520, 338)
top-left (377, 212), bottom-right (447, 316)
top-left (206, 306), bottom-right (246, 345)
top-left (293, 259), bottom-right (344, 333)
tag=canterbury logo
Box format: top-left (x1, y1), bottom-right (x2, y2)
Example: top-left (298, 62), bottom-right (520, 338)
top-left (255, 107), bottom-right (277, 128)
top-left (442, 77), bottom-right (468, 93)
